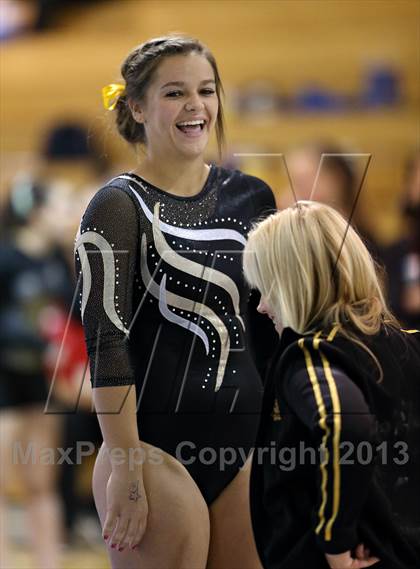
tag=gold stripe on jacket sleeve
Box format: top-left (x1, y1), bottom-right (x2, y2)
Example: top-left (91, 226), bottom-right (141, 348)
top-left (298, 338), bottom-right (330, 536)
top-left (319, 349), bottom-right (342, 541)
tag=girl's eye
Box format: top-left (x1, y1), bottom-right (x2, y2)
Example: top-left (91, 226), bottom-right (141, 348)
top-left (165, 89), bottom-right (215, 98)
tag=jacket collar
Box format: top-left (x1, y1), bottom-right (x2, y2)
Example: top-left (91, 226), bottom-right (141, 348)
top-left (278, 326), bottom-right (301, 352)
top-left (263, 327), bottom-right (301, 381)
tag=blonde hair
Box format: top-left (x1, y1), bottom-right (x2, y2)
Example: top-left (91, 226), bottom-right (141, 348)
top-left (243, 201), bottom-right (397, 371)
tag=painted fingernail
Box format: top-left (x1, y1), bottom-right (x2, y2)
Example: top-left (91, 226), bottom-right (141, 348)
top-left (111, 544), bottom-right (116, 549)
top-left (104, 535), bottom-right (109, 540)
top-left (118, 547), bottom-right (124, 552)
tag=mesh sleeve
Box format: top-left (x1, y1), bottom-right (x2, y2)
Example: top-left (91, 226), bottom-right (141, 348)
top-left (74, 185), bottom-right (138, 388)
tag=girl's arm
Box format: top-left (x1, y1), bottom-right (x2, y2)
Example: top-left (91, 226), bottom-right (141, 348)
top-left (93, 385), bottom-right (148, 551)
top-left (283, 341), bottom-right (378, 560)
top-left (74, 184), bottom-right (147, 550)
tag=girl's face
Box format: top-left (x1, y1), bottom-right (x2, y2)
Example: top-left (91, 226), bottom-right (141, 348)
top-left (131, 53), bottom-right (219, 160)
top-left (257, 297), bottom-right (283, 334)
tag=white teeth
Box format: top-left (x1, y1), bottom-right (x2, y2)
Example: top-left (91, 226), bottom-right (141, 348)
top-left (177, 120), bottom-right (205, 127)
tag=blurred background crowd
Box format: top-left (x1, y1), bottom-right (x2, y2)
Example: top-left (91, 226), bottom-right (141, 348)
top-left (0, 1), bottom-right (419, 568)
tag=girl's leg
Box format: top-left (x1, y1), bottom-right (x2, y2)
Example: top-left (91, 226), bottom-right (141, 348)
top-left (0, 408), bottom-right (21, 569)
top-left (206, 457), bottom-right (262, 569)
top-left (20, 407), bottom-right (63, 569)
top-left (93, 441), bottom-right (210, 569)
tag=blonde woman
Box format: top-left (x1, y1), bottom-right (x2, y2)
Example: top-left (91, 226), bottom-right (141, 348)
top-left (243, 201), bottom-right (420, 569)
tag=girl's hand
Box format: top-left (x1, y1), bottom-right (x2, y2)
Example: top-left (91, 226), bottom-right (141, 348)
top-left (103, 466), bottom-right (149, 551)
top-left (325, 544), bottom-right (380, 568)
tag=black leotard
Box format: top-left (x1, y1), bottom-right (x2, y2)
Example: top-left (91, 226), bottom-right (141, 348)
top-left (74, 165), bottom-right (276, 503)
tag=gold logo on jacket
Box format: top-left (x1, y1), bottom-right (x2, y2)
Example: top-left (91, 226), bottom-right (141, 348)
top-left (271, 399), bottom-right (282, 421)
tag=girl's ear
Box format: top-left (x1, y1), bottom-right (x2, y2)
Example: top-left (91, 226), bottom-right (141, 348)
top-left (129, 99), bottom-right (145, 124)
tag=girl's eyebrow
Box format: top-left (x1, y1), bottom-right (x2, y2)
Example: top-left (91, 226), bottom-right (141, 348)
top-left (160, 79), bottom-right (216, 90)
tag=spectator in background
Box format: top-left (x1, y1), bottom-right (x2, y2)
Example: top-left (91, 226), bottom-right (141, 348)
top-left (39, 122), bottom-right (106, 546)
top-left (0, 121), bottom-right (107, 563)
top-left (278, 142), bottom-right (377, 251)
top-left (380, 152), bottom-right (420, 329)
top-left (0, 178), bottom-right (73, 569)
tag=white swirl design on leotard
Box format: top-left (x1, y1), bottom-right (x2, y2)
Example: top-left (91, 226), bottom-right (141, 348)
top-left (120, 175), bottom-right (247, 246)
top-left (75, 231), bottom-right (129, 335)
top-left (140, 234), bottom-right (229, 391)
top-left (152, 202), bottom-right (245, 330)
top-left (159, 275), bottom-right (209, 355)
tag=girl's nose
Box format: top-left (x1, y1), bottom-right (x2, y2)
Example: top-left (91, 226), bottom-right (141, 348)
top-left (185, 94), bottom-right (204, 112)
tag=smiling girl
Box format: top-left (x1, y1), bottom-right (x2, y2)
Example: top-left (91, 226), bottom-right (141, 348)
top-left (74, 35), bottom-right (276, 568)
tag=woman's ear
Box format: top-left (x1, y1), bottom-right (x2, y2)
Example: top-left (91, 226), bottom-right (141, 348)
top-left (129, 99), bottom-right (145, 124)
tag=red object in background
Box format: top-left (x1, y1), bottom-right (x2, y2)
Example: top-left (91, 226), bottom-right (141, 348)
top-left (38, 304), bottom-right (87, 384)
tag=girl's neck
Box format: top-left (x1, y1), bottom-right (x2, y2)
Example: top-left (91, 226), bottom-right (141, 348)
top-left (133, 155), bottom-right (210, 197)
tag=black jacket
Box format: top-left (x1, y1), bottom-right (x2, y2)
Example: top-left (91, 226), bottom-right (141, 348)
top-left (250, 325), bottom-right (420, 569)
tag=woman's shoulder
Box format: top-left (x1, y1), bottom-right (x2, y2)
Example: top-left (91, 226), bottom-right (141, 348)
top-left (79, 175), bottom-right (139, 231)
top-left (215, 165), bottom-right (271, 190)
top-left (86, 175), bottom-right (138, 211)
top-left (214, 165), bottom-right (276, 212)
top-left (380, 325), bottom-right (420, 362)
top-left (270, 325), bottom-right (361, 383)
top-left (279, 324), bottom-right (420, 365)
top-left (273, 324), bottom-right (420, 391)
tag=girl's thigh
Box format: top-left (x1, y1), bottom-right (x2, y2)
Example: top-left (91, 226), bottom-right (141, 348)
top-left (93, 441), bottom-right (210, 569)
top-left (207, 457), bottom-right (263, 569)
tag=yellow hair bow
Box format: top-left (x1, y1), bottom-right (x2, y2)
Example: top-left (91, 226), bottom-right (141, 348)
top-left (102, 83), bottom-right (125, 111)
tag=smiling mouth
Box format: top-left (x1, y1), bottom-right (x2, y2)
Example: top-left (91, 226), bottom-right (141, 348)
top-left (176, 119), bottom-right (206, 134)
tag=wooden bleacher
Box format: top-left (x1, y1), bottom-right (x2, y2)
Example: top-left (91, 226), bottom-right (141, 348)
top-left (1, 0), bottom-right (418, 241)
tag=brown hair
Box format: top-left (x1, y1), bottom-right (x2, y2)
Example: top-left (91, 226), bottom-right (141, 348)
top-left (115, 35), bottom-right (225, 156)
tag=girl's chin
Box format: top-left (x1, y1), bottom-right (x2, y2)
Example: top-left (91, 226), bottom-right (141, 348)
top-left (273, 321), bottom-right (283, 334)
top-left (176, 142), bottom-right (208, 158)
top-left (173, 129), bottom-right (209, 151)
